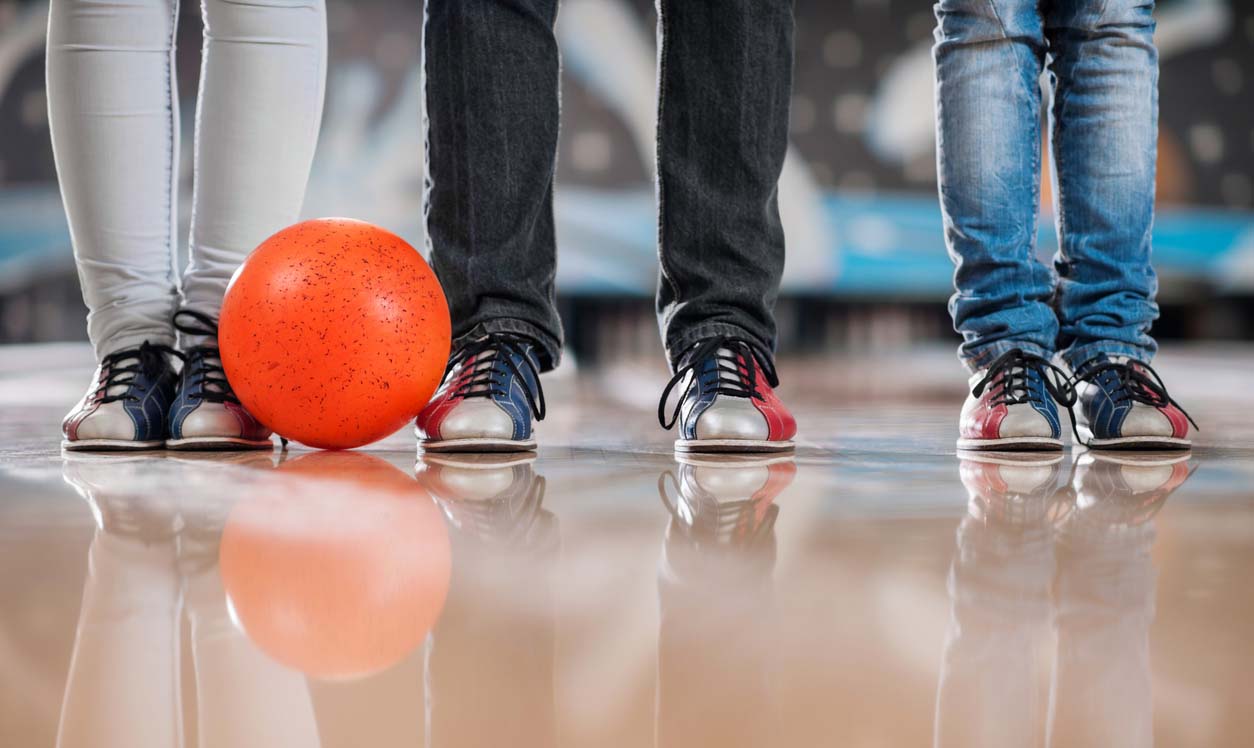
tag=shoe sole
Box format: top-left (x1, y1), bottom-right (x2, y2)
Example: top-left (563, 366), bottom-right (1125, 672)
top-left (956, 449), bottom-right (1066, 467)
top-left (421, 437), bottom-right (537, 453)
top-left (420, 453), bottom-right (538, 469)
top-left (165, 437), bottom-right (274, 451)
top-left (674, 439), bottom-right (795, 454)
top-left (675, 452), bottom-right (796, 468)
top-left (62, 439), bottom-right (165, 452)
top-left (1084, 435), bottom-right (1192, 451)
top-left (956, 437), bottom-right (1064, 452)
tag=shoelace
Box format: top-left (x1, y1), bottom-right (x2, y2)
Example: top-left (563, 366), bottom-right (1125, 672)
top-left (96, 341), bottom-right (179, 403)
top-left (444, 333), bottom-right (546, 422)
top-left (173, 310), bottom-right (239, 405)
top-left (1072, 357), bottom-right (1199, 431)
top-left (972, 348), bottom-right (1081, 440)
top-left (658, 337), bottom-right (779, 430)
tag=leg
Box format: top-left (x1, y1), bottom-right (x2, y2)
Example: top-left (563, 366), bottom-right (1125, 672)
top-left (934, 0), bottom-right (1056, 371)
top-left (423, 0), bottom-right (563, 371)
top-left (654, 0), bottom-right (793, 365)
top-left (47, 0), bottom-right (182, 359)
top-left (1046, 0), bottom-right (1159, 369)
top-left (181, 0), bottom-right (327, 341)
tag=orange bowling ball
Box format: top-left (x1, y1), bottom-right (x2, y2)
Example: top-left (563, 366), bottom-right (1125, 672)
top-left (219, 452), bottom-right (452, 680)
top-left (220, 218), bottom-right (451, 449)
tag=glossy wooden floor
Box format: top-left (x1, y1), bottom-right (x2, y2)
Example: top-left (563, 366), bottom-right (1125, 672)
top-left (2, 344), bottom-right (1253, 747)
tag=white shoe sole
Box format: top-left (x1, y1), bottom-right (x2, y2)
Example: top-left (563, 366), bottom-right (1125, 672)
top-left (1084, 435), bottom-right (1192, 451)
top-left (165, 436), bottom-right (274, 451)
top-left (62, 439), bottom-right (164, 452)
top-left (421, 437), bottom-right (537, 453)
top-left (674, 438), bottom-right (795, 454)
top-left (956, 436), bottom-right (1064, 452)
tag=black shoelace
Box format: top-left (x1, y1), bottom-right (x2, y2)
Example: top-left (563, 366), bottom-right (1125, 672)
top-left (173, 310), bottom-right (239, 405)
top-left (96, 341), bottom-right (179, 403)
top-left (658, 337), bottom-right (779, 431)
top-left (972, 349), bottom-right (1081, 439)
top-left (1072, 357), bottom-right (1199, 431)
top-left (445, 333), bottom-right (546, 421)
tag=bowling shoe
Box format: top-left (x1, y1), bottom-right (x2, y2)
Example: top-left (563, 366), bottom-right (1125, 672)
top-left (63, 342), bottom-right (179, 451)
top-left (416, 333), bottom-right (546, 453)
top-left (659, 337), bottom-right (796, 453)
top-left (958, 349), bottom-right (1077, 451)
top-left (167, 311), bottom-right (272, 451)
top-left (1071, 355), bottom-right (1196, 450)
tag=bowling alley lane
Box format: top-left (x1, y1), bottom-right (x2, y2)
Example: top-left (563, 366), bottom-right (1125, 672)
top-left (2, 346), bottom-right (1254, 747)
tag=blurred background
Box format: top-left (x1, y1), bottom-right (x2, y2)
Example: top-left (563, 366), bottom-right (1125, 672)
top-left (1, 0), bottom-right (1252, 363)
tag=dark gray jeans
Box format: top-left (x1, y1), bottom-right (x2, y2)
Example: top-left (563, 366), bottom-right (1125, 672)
top-left (423, 0), bottom-right (795, 371)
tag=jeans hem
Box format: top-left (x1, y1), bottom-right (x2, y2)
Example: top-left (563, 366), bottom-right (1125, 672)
top-left (961, 340), bottom-right (1055, 374)
top-left (1060, 341), bottom-right (1154, 372)
top-left (667, 322), bottom-right (773, 371)
top-left (454, 318), bottom-right (562, 372)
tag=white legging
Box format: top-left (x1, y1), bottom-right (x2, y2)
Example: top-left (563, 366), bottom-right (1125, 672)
top-left (47, 0), bottom-right (327, 358)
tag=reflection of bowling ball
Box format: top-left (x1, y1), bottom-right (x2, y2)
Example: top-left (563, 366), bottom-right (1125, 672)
top-left (219, 218), bottom-right (452, 450)
top-left (219, 452), bottom-right (451, 680)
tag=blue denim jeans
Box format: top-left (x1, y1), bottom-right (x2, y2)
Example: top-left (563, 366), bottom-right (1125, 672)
top-left (933, 0), bottom-right (1160, 372)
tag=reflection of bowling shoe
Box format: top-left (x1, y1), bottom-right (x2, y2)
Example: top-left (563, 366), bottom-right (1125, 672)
top-left (1060, 452), bottom-right (1192, 540)
top-left (958, 349), bottom-right (1076, 452)
top-left (661, 454), bottom-right (796, 549)
top-left (659, 338), bottom-right (796, 453)
top-left (1071, 355), bottom-right (1197, 450)
top-left (957, 450), bottom-right (1069, 530)
top-left (416, 334), bottom-right (545, 453)
top-left (166, 311), bottom-right (273, 451)
top-left (417, 453), bottom-right (554, 551)
top-left (62, 342), bottom-right (179, 451)
top-left (61, 454), bottom-right (184, 540)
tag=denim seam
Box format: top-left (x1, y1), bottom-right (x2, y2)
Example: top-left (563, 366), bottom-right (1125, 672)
top-left (1062, 340), bottom-right (1152, 370)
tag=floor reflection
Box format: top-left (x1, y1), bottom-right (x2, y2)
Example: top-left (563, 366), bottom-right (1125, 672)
top-left (936, 451), bottom-right (1195, 748)
top-left (37, 446), bottom-right (1212, 747)
top-left (656, 454), bottom-right (795, 748)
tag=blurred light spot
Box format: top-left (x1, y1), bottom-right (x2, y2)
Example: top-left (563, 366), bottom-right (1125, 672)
top-left (904, 154), bottom-right (936, 184)
top-left (1221, 173), bottom-right (1253, 207)
top-left (21, 91), bottom-right (46, 130)
top-left (375, 31), bottom-right (416, 70)
top-left (1212, 59), bottom-right (1243, 96)
top-left (1188, 124), bottom-right (1224, 164)
top-left (906, 12), bottom-right (935, 42)
top-left (849, 215), bottom-right (898, 255)
top-left (791, 95), bottom-right (816, 134)
top-left (832, 93), bottom-right (869, 135)
top-left (838, 170), bottom-right (876, 193)
top-left (823, 31), bottom-right (862, 69)
top-left (571, 131), bottom-right (612, 173)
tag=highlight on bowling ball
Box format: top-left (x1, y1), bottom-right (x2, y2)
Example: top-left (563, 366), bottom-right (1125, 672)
top-left (219, 452), bottom-right (452, 680)
top-left (219, 218), bottom-right (451, 449)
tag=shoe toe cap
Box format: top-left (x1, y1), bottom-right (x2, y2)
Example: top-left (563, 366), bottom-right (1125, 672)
top-left (1119, 403), bottom-right (1175, 438)
top-left (435, 399), bottom-right (518, 440)
top-left (694, 399), bottom-right (770, 440)
top-left (998, 406), bottom-right (1057, 439)
top-left (69, 402), bottom-right (142, 441)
